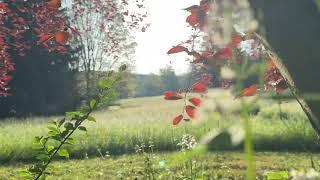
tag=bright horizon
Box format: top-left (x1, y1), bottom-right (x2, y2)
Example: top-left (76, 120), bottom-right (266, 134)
top-left (134, 0), bottom-right (199, 75)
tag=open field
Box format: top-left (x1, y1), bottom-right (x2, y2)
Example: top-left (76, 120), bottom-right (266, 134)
top-left (0, 90), bottom-right (318, 163)
top-left (0, 89), bottom-right (319, 179)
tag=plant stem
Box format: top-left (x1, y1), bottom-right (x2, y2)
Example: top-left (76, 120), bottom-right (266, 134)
top-left (241, 101), bottom-right (255, 180)
top-left (34, 104), bottom-right (96, 180)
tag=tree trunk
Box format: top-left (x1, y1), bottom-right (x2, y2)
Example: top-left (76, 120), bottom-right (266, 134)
top-left (249, 0), bottom-right (320, 134)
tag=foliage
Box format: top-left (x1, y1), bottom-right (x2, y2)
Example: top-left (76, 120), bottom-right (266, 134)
top-left (0, 0), bottom-right (71, 97)
top-left (164, 0), bottom-right (290, 125)
top-left (68, 0), bottom-right (146, 99)
top-left (19, 65), bottom-right (127, 179)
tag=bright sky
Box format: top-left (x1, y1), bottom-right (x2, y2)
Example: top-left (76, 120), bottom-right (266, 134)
top-left (134, 0), bottom-right (199, 75)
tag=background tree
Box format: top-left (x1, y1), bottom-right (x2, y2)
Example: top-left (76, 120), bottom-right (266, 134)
top-left (67, 0), bottom-right (143, 100)
top-left (160, 65), bottom-right (180, 91)
top-left (0, 0), bottom-right (78, 117)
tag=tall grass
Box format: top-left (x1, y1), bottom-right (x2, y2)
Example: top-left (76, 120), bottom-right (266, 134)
top-left (0, 90), bottom-right (318, 163)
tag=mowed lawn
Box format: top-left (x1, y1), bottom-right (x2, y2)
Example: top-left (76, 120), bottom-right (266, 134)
top-left (0, 89), bottom-right (320, 179)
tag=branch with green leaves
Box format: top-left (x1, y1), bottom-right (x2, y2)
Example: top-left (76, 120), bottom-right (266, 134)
top-left (20, 65), bottom-right (128, 180)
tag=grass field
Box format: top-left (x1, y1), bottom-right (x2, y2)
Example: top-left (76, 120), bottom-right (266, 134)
top-left (0, 89), bottom-right (319, 179)
top-left (1, 152), bottom-right (319, 179)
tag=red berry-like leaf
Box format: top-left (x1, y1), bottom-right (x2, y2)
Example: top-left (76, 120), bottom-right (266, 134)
top-left (172, 114), bottom-right (183, 125)
top-left (235, 84), bottom-right (257, 99)
top-left (48, 0), bottom-right (61, 8)
top-left (167, 45), bottom-right (188, 54)
top-left (189, 97), bottom-right (202, 106)
top-left (185, 105), bottom-right (197, 119)
top-left (192, 82), bottom-right (208, 93)
top-left (164, 91), bottom-right (183, 100)
top-left (55, 31), bottom-right (69, 44)
top-left (186, 12), bottom-right (198, 26)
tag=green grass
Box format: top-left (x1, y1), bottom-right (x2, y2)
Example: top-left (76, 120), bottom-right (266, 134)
top-left (0, 89), bottom-right (318, 164)
top-left (0, 152), bottom-right (319, 179)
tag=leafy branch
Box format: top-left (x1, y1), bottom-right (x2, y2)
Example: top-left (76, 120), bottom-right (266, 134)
top-left (20, 65), bottom-right (128, 180)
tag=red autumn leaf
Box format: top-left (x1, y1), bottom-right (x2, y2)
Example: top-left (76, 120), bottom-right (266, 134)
top-left (214, 47), bottom-right (233, 59)
top-left (47, 0), bottom-right (61, 8)
top-left (189, 98), bottom-right (202, 106)
top-left (55, 31), bottom-right (69, 44)
top-left (164, 91), bottom-right (183, 100)
top-left (185, 105), bottom-right (197, 119)
top-left (186, 12), bottom-right (198, 27)
top-left (192, 82), bottom-right (208, 93)
top-left (37, 33), bottom-right (54, 45)
top-left (235, 84), bottom-right (258, 99)
top-left (231, 35), bottom-right (242, 47)
top-left (167, 46), bottom-right (188, 54)
top-left (172, 114), bottom-right (183, 125)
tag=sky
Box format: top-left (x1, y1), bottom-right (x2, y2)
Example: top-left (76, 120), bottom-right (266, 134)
top-left (134, 0), bottom-right (199, 75)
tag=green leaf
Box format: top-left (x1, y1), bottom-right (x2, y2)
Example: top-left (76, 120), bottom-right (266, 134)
top-left (36, 154), bottom-right (49, 161)
top-left (47, 145), bottom-right (55, 153)
top-left (90, 99), bottom-right (97, 109)
top-left (98, 79), bottom-right (114, 89)
top-left (33, 136), bottom-right (43, 143)
top-left (18, 171), bottom-right (33, 179)
top-left (119, 64), bottom-right (127, 72)
top-left (78, 126), bottom-right (87, 132)
top-left (65, 138), bottom-right (75, 145)
top-left (106, 91), bottom-right (118, 99)
top-left (52, 118), bottom-right (58, 125)
top-left (66, 111), bottom-right (83, 118)
top-left (58, 149), bottom-right (69, 158)
top-left (32, 144), bottom-right (45, 151)
top-left (47, 125), bottom-right (58, 132)
top-left (64, 122), bottom-right (74, 130)
top-left (87, 116), bottom-right (96, 122)
top-left (48, 130), bottom-right (59, 137)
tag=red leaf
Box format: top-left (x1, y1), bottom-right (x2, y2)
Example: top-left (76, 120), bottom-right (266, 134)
top-left (55, 31), bottom-right (69, 44)
top-left (189, 98), bottom-right (202, 106)
top-left (235, 84), bottom-right (257, 99)
top-left (172, 115), bottom-right (183, 125)
top-left (231, 35), bottom-right (242, 47)
top-left (167, 46), bottom-right (188, 54)
top-left (185, 105), bottom-right (197, 119)
top-left (47, 0), bottom-right (61, 8)
top-left (37, 33), bottom-right (54, 45)
top-left (186, 12), bottom-right (198, 26)
top-left (214, 48), bottom-right (233, 59)
top-left (192, 82), bottom-right (208, 93)
top-left (164, 91), bottom-right (183, 100)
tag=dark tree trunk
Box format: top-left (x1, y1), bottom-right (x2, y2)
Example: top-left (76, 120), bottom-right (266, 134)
top-left (249, 0), bottom-right (320, 134)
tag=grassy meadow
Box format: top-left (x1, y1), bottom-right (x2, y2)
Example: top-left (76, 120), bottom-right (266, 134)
top-left (0, 89), bottom-right (320, 179)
